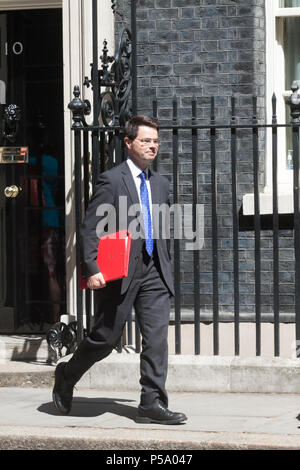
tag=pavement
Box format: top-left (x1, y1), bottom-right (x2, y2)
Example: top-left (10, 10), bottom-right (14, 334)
top-left (2, 333), bottom-right (300, 451)
top-left (1, 362), bottom-right (300, 450)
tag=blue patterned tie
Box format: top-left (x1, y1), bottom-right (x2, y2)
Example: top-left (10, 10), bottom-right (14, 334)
top-left (139, 171), bottom-right (153, 256)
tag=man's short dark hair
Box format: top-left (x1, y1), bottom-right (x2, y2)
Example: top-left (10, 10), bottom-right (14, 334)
top-left (124, 115), bottom-right (159, 141)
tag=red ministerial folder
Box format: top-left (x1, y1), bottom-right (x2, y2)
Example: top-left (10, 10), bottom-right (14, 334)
top-left (79, 230), bottom-right (131, 289)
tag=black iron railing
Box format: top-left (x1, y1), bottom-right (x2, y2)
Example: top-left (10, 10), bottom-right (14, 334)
top-left (64, 81), bottom-right (300, 360)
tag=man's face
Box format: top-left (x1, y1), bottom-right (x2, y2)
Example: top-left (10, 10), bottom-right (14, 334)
top-left (124, 125), bottom-right (159, 170)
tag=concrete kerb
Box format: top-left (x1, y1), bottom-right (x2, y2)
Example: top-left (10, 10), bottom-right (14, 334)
top-left (1, 426), bottom-right (300, 450)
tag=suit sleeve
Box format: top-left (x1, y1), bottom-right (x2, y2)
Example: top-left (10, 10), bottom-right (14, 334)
top-left (80, 173), bottom-right (116, 278)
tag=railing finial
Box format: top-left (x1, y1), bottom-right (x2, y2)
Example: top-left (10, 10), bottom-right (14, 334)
top-left (286, 81), bottom-right (300, 123)
top-left (68, 85), bottom-right (91, 129)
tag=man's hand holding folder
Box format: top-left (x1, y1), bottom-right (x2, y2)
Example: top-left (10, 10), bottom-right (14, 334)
top-left (86, 272), bottom-right (107, 290)
top-left (80, 230), bottom-right (131, 290)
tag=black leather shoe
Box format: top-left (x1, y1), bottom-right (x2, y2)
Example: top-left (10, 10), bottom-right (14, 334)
top-left (136, 401), bottom-right (187, 425)
top-left (52, 362), bottom-right (74, 415)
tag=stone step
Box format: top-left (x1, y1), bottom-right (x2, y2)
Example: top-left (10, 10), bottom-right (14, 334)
top-left (2, 353), bottom-right (300, 395)
top-left (0, 335), bottom-right (51, 362)
top-left (0, 361), bottom-right (54, 388)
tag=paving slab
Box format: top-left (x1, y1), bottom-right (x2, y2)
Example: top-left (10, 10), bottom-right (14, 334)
top-left (1, 387), bottom-right (300, 450)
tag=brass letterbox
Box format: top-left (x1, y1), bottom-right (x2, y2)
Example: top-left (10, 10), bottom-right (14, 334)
top-left (0, 147), bottom-right (28, 164)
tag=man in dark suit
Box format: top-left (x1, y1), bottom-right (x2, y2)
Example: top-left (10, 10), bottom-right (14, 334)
top-left (53, 116), bottom-right (187, 425)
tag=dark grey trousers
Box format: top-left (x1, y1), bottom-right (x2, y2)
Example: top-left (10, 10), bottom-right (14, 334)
top-left (64, 246), bottom-right (171, 408)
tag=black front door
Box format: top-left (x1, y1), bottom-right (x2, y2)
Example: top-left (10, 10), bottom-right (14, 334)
top-left (0, 9), bottom-right (65, 333)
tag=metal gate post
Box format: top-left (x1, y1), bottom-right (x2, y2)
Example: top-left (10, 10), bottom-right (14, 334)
top-left (287, 81), bottom-right (300, 356)
top-left (68, 86), bottom-right (91, 343)
top-left (131, 0), bottom-right (137, 115)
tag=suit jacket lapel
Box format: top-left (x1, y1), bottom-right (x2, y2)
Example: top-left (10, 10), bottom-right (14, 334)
top-left (149, 168), bottom-right (160, 205)
top-left (121, 161), bottom-right (140, 206)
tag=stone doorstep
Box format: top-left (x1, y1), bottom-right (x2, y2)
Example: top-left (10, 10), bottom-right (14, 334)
top-left (0, 335), bottom-right (51, 362)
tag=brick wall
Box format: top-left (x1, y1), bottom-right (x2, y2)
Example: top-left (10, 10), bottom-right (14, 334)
top-left (114, 0), bottom-right (295, 319)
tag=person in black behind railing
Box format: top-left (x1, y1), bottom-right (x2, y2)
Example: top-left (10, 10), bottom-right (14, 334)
top-left (28, 123), bottom-right (63, 325)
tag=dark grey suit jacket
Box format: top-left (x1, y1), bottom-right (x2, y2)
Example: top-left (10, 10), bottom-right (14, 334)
top-left (80, 160), bottom-right (174, 296)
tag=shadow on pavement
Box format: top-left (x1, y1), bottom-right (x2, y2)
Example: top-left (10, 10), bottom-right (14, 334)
top-left (38, 397), bottom-right (138, 420)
